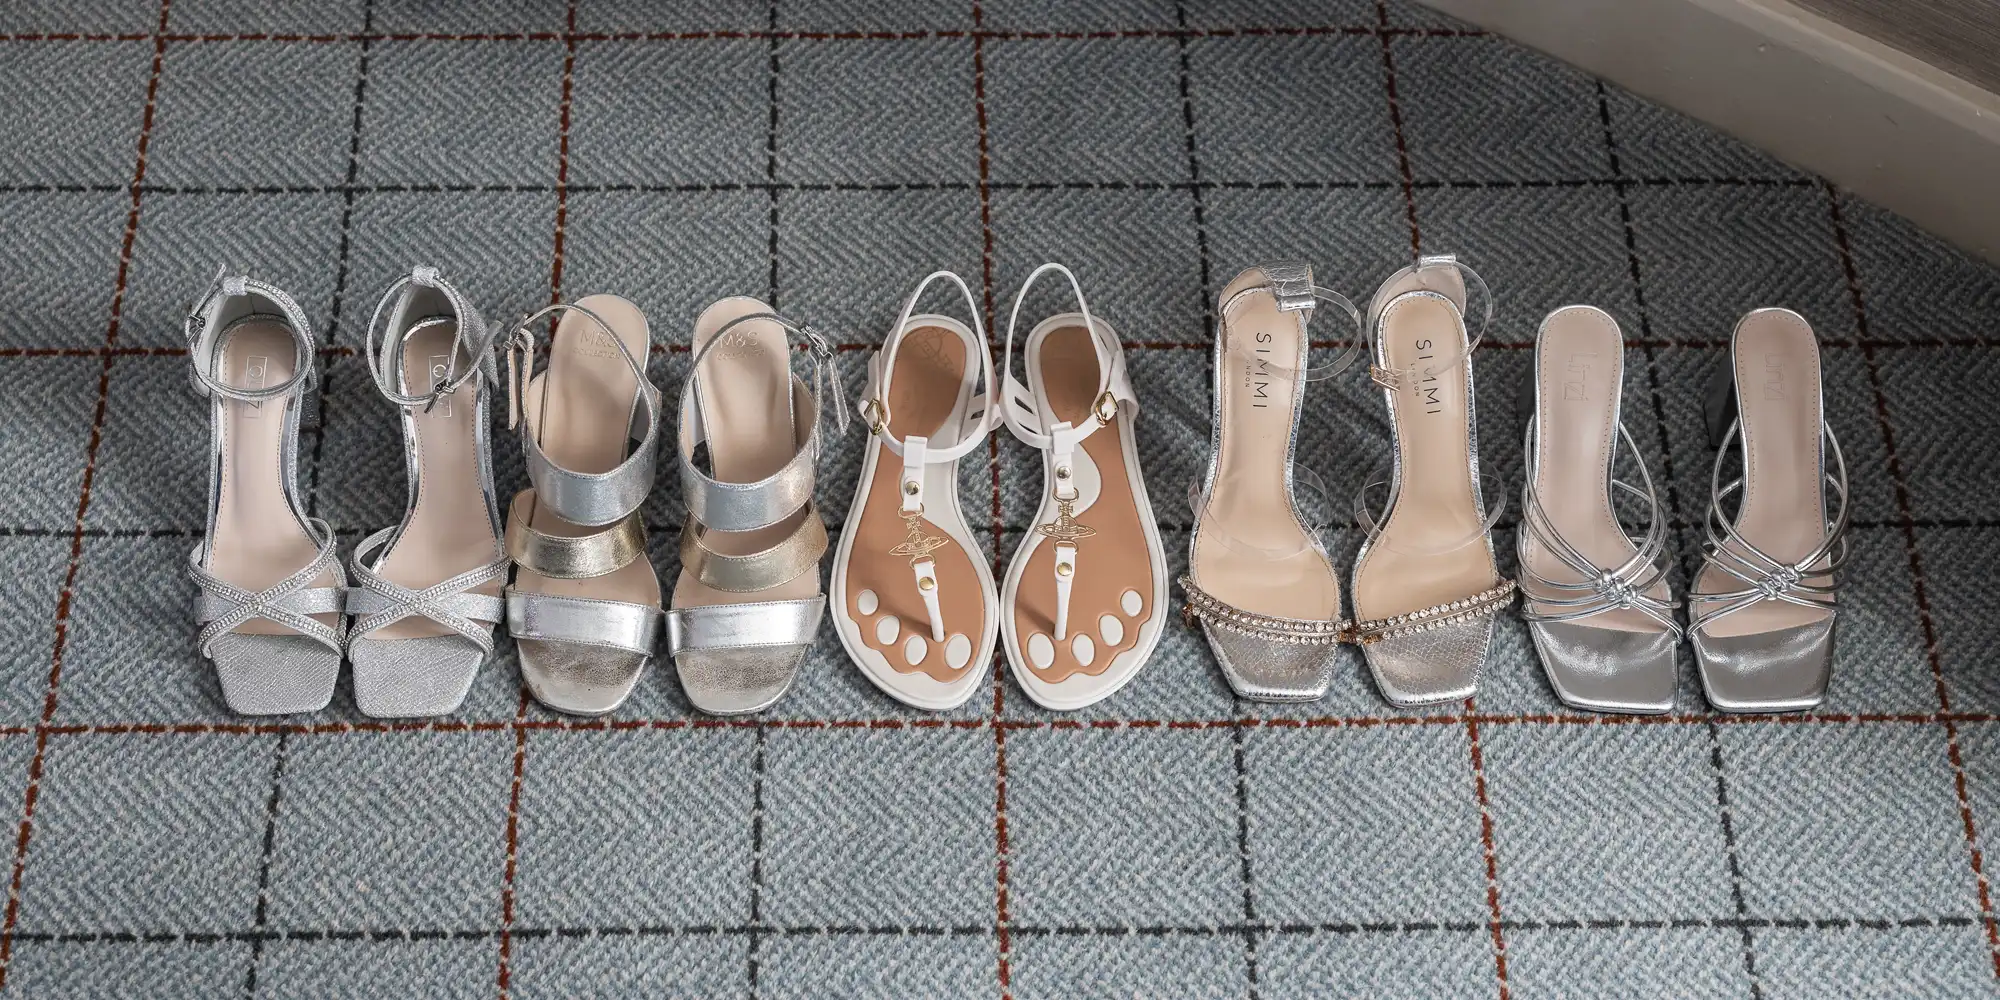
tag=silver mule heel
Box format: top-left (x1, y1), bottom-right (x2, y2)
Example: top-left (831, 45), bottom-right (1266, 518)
top-left (1349, 254), bottom-right (1514, 707)
top-left (501, 298), bottom-right (667, 716)
top-left (1689, 308), bottom-right (1847, 713)
top-left (1182, 262), bottom-right (1362, 702)
top-left (666, 300), bottom-right (845, 716)
top-left (1516, 305), bottom-right (1681, 715)
top-left (185, 270), bottom-right (347, 715)
top-left (343, 267), bottom-right (509, 718)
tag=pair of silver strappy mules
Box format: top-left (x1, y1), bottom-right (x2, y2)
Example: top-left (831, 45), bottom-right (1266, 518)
top-left (188, 268), bottom-right (842, 717)
top-left (1518, 305), bottom-right (1846, 715)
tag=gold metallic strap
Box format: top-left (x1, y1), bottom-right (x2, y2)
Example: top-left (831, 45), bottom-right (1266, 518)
top-left (681, 504), bottom-right (829, 594)
top-left (505, 490), bottom-right (647, 580)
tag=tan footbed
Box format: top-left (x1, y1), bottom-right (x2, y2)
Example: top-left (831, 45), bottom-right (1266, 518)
top-left (1189, 266), bottom-right (1341, 622)
top-left (365, 321), bottom-right (504, 641)
top-left (1520, 308), bottom-right (1670, 633)
top-left (511, 296), bottom-right (661, 617)
top-left (208, 321), bottom-right (340, 638)
top-left (670, 298), bottom-right (820, 612)
top-left (1007, 324), bottom-right (1154, 683)
top-left (1351, 294), bottom-right (1500, 622)
top-left (843, 326), bottom-right (988, 682)
top-left (1695, 310), bottom-right (1833, 638)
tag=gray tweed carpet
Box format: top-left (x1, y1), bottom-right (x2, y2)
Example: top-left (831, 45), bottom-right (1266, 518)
top-left (1, 0), bottom-right (1998, 997)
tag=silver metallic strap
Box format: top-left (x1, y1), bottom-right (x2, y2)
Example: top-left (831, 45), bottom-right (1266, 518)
top-left (188, 516), bottom-right (347, 656)
top-left (345, 526), bottom-right (507, 652)
top-left (665, 597), bottom-right (824, 654)
top-left (504, 490), bottom-right (646, 580)
top-left (505, 303), bottom-right (662, 528)
top-left (1690, 418), bottom-right (1849, 633)
top-left (679, 505), bottom-right (828, 594)
top-left (184, 269), bottom-right (319, 404)
top-left (505, 590), bottom-right (662, 655)
top-left (678, 381), bottom-right (821, 533)
top-left (362, 266), bottom-right (499, 411)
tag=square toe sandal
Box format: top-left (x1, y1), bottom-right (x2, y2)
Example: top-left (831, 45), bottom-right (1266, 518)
top-left (997, 263), bottom-right (1169, 711)
top-left (342, 267), bottom-right (510, 718)
top-left (1516, 305), bottom-right (1681, 715)
top-left (831, 271), bottom-right (1001, 712)
top-left (185, 270), bottom-right (347, 715)
top-left (500, 297), bottom-right (665, 716)
top-left (1689, 308), bottom-right (1847, 713)
top-left (1349, 255), bottom-right (1514, 707)
top-left (1182, 262), bottom-right (1361, 703)
top-left (666, 299), bottom-right (845, 715)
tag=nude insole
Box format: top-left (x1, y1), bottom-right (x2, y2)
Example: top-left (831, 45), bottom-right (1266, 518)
top-left (1190, 268), bottom-right (1340, 621)
top-left (1008, 325), bottom-right (1153, 682)
top-left (208, 321), bottom-right (337, 637)
top-left (367, 321), bottom-right (503, 640)
top-left (1521, 308), bottom-right (1667, 633)
top-left (1352, 294), bottom-right (1497, 621)
top-left (672, 299), bottom-right (818, 610)
top-left (844, 326), bottom-right (986, 681)
top-left (514, 296), bottom-right (660, 611)
top-left (1696, 311), bottom-right (1831, 638)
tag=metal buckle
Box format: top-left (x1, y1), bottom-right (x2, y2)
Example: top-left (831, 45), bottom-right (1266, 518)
top-left (1092, 390), bottom-right (1118, 425)
top-left (863, 397), bottom-right (890, 436)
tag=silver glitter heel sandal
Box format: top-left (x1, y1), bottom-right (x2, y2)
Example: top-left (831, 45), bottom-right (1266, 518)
top-left (343, 267), bottom-right (509, 718)
top-left (185, 270), bottom-right (346, 715)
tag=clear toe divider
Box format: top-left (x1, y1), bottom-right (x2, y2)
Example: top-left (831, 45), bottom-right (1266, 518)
top-left (1353, 465), bottom-right (1508, 557)
top-left (1366, 254), bottom-right (1493, 391)
top-left (1188, 464), bottom-right (1340, 561)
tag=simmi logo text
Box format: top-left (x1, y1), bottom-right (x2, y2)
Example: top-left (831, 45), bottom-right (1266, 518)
top-left (1414, 339), bottom-right (1441, 414)
top-left (1246, 330), bottom-right (1275, 408)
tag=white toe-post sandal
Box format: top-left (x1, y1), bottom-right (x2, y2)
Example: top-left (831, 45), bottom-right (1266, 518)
top-left (996, 263), bottom-right (1168, 711)
top-left (831, 271), bottom-right (1001, 711)
top-left (666, 298), bottom-right (845, 716)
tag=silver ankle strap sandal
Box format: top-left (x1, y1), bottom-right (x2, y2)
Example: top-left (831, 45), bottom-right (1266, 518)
top-left (342, 266), bottom-right (510, 718)
top-left (665, 300), bottom-right (846, 715)
top-left (500, 297), bottom-right (666, 716)
top-left (185, 269), bottom-right (347, 715)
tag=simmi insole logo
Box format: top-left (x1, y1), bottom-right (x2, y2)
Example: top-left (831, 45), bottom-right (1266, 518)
top-left (241, 356), bottom-right (269, 415)
top-left (428, 354), bottom-right (453, 417)
top-left (1244, 330), bottom-right (1276, 408)
top-left (1413, 339), bottom-right (1442, 415)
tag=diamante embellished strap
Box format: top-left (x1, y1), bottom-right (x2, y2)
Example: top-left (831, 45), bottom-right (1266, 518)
top-left (1179, 575), bottom-right (1352, 646)
top-left (344, 526), bottom-right (507, 652)
top-left (188, 518), bottom-right (347, 656)
top-left (1347, 581), bottom-right (1517, 645)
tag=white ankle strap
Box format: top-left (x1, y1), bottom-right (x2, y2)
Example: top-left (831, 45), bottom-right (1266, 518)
top-left (857, 269), bottom-right (997, 465)
top-left (997, 262), bottom-right (1137, 454)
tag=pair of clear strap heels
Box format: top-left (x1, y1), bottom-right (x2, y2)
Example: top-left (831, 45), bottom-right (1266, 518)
top-left (828, 265), bottom-right (1171, 712)
top-left (187, 266), bottom-right (843, 717)
top-left (1182, 257), bottom-right (1844, 713)
top-left (1518, 304), bottom-right (1845, 714)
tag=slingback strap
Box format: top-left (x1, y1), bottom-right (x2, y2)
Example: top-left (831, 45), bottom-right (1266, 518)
top-left (188, 517), bottom-right (347, 657)
top-left (855, 270), bottom-right (997, 465)
top-left (506, 591), bottom-right (662, 655)
top-left (1179, 575), bottom-right (1351, 646)
top-left (503, 490), bottom-right (646, 580)
top-left (679, 504), bottom-right (829, 593)
top-left (184, 267), bottom-right (318, 405)
top-left (1347, 581), bottom-right (1517, 646)
top-left (997, 262), bottom-right (1138, 454)
top-left (678, 309), bottom-right (842, 533)
top-left (503, 304), bottom-right (662, 528)
top-left (1365, 253), bottom-right (1492, 392)
top-left (1516, 420), bottom-right (1684, 641)
top-left (666, 597), bottom-right (824, 654)
top-left (361, 265), bottom-right (499, 412)
top-left (344, 527), bottom-right (506, 652)
top-left (1689, 418), bottom-right (1849, 633)
top-left (1213, 260), bottom-right (1364, 382)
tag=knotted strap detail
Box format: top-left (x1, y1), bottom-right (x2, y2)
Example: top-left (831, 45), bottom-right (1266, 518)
top-left (1690, 419), bottom-right (1849, 633)
top-left (188, 518), bottom-right (347, 657)
top-left (1517, 419), bottom-right (1683, 640)
top-left (344, 527), bottom-right (506, 653)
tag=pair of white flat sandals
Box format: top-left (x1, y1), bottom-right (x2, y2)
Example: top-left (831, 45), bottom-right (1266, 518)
top-left (188, 265), bottom-right (843, 717)
top-left (830, 265), bottom-right (1171, 712)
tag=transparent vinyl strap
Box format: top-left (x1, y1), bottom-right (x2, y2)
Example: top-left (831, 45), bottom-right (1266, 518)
top-left (1365, 254), bottom-right (1493, 393)
top-left (1187, 464), bottom-right (1339, 561)
top-left (1215, 282), bottom-right (1365, 383)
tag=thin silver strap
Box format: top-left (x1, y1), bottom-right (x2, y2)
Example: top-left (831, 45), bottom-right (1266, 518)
top-left (344, 526), bottom-right (507, 652)
top-left (184, 268), bottom-right (318, 405)
top-left (361, 266), bottom-right (499, 412)
top-left (1690, 418), bottom-right (1849, 633)
top-left (187, 517), bottom-right (347, 656)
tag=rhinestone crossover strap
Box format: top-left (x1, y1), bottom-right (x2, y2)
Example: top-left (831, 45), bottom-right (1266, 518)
top-left (188, 518), bottom-right (348, 656)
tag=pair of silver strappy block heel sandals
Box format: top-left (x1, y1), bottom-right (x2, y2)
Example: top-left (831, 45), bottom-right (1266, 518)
top-left (1183, 257), bottom-right (1844, 714)
top-left (1517, 304), bottom-right (1846, 714)
top-left (188, 267), bottom-right (843, 717)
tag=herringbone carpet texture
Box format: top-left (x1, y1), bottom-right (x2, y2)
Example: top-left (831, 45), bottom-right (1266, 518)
top-left (1, 1), bottom-right (1998, 997)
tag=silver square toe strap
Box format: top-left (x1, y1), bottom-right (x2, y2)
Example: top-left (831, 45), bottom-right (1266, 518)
top-left (506, 591), bottom-right (663, 655)
top-left (504, 490), bottom-right (646, 580)
top-left (345, 527), bottom-right (507, 653)
top-left (504, 305), bottom-right (661, 528)
top-left (679, 316), bottom-right (840, 531)
top-left (665, 597), bottom-right (824, 654)
top-left (679, 504), bottom-right (829, 594)
top-left (188, 517), bottom-right (347, 657)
